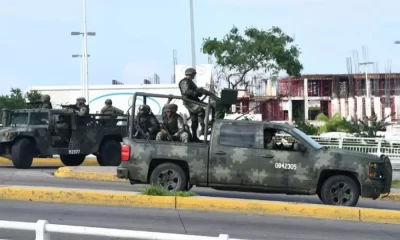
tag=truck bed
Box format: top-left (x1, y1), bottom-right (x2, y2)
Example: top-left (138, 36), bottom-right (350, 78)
top-left (122, 138), bottom-right (210, 185)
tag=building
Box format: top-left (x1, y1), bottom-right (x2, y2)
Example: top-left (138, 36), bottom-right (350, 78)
top-left (236, 73), bottom-right (400, 123)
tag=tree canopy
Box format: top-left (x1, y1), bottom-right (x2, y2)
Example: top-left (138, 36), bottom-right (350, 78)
top-left (202, 25), bottom-right (303, 90)
top-left (0, 88), bottom-right (43, 118)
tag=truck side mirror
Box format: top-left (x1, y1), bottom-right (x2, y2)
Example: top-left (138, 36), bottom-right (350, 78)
top-left (294, 142), bottom-right (307, 152)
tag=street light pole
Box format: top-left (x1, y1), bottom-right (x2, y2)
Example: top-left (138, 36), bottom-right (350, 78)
top-left (189, 0), bottom-right (197, 84)
top-left (82, 0), bottom-right (89, 101)
top-left (72, 54), bottom-right (91, 97)
top-left (359, 61), bottom-right (374, 124)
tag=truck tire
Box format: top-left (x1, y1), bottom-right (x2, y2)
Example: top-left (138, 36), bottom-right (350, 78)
top-left (60, 155), bottom-right (86, 166)
top-left (320, 175), bottom-right (360, 206)
top-left (11, 138), bottom-right (34, 169)
top-left (97, 140), bottom-right (121, 166)
top-left (149, 163), bottom-right (188, 191)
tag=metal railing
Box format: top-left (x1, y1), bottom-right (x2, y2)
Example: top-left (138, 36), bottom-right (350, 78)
top-left (0, 220), bottom-right (244, 240)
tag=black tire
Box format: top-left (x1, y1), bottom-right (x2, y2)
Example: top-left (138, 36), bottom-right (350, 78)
top-left (60, 154), bottom-right (86, 166)
top-left (96, 140), bottom-right (121, 166)
top-left (11, 138), bottom-right (35, 169)
top-left (149, 163), bottom-right (188, 191)
top-left (320, 175), bottom-right (360, 206)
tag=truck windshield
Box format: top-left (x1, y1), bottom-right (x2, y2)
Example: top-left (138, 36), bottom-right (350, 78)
top-left (292, 128), bottom-right (323, 150)
top-left (10, 112), bottom-right (28, 126)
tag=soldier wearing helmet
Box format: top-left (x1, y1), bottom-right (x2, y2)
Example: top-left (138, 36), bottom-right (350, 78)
top-left (100, 98), bottom-right (124, 120)
top-left (134, 104), bottom-right (160, 140)
top-left (40, 94), bottom-right (53, 109)
top-left (75, 97), bottom-right (90, 119)
top-left (178, 67), bottom-right (205, 141)
top-left (156, 104), bottom-right (189, 143)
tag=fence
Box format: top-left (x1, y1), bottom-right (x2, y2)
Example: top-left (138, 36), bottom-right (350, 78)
top-left (0, 220), bottom-right (244, 240)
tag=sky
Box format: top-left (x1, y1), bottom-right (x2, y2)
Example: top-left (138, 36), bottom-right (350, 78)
top-left (1, 0), bottom-right (400, 94)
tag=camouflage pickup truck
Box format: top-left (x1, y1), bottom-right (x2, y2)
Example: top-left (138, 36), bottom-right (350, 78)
top-left (117, 120), bottom-right (392, 207)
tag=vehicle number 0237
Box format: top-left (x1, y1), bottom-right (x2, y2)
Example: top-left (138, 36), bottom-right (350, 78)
top-left (275, 162), bottom-right (297, 170)
top-left (69, 149), bottom-right (80, 154)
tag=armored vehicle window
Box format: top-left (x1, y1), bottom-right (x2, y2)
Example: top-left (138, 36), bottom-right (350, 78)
top-left (10, 112), bottom-right (28, 125)
top-left (219, 124), bottom-right (256, 148)
top-left (29, 112), bottom-right (49, 125)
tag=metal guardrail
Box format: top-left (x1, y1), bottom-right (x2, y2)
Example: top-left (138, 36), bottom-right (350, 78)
top-left (0, 220), bottom-right (244, 240)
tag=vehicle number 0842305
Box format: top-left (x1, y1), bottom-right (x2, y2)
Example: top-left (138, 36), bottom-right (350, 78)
top-left (69, 149), bottom-right (80, 154)
top-left (275, 162), bottom-right (297, 170)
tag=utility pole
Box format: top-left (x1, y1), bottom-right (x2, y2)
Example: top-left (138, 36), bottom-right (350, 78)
top-left (359, 61), bottom-right (374, 98)
top-left (189, 0), bottom-right (196, 84)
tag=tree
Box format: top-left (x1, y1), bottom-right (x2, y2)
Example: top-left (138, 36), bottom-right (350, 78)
top-left (0, 88), bottom-right (43, 118)
top-left (316, 113), bottom-right (348, 133)
top-left (25, 90), bottom-right (42, 103)
top-left (343, 112), bottom-right (394, 138)
top-left (202, 26), bottom-right (303, 90)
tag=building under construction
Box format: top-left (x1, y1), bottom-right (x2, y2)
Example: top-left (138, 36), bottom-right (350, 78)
top-left (236, 73), bottom-right (400, 123)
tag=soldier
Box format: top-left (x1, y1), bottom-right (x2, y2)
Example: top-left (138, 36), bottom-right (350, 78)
top-left (134, 104), bottom-right (160, 140)
top-left (264, 129), bottom-right (277, 149)
top-left (178, 67), bottom-right (205, 141)
top-left (156, 104), bottom-right (189, 143)
top-left (40, 94), bottom-right (53, 109)
top-left (100, 99), bottom-right (124, 118)
top-left (54, 115), bottom-right (71, 146)
top-left (75, 97), bottom-right (90, 117)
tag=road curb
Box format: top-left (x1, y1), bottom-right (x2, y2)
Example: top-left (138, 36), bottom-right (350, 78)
top-left (0, 185), bottom-right (399, 225)
top-left (0, 157), bottom-right (99, 166)
top-left (54, 167), bottom-right (127, 182)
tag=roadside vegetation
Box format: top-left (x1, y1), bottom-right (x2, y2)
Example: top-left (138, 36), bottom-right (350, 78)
top-left (392, 180), bottom-right (400, 188)
top-left (139, 185), bottom-right (196, 197)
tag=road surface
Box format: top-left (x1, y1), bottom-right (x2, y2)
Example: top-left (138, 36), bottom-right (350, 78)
top-left (0, 166), bottom-right (400, 210)
top-left (0, 200), bottom-right (399, 240)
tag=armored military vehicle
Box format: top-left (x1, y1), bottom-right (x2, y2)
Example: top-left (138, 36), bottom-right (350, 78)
top-left (0, 107), bottom-right (128, 169)
top-left (116, 91), bottom-right (392, 207)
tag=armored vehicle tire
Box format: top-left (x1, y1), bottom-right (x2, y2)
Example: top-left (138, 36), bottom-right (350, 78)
top-left (11, 138), bottom-right (34, 169)
top-left (320, 175), bottom-right (360, 206)
top-left (149, 163), bottom-right (188, 191)
top-left (60, 154), bottom-right (86, 166)
top-left (97, 140), bottom-right (121, 166)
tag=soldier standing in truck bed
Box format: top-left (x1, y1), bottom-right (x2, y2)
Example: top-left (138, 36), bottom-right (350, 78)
top-left (100, 99), bottom-right (124, 119)
top-left (40, 94), bottom-right (53, 109)
top-left (178, 67), bottom-right (205, 141)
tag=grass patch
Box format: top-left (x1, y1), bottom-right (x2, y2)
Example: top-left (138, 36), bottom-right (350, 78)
top-left (392, 180), bottom-right (400, 188)
top-left (140, 185), bottom-right (196, 197)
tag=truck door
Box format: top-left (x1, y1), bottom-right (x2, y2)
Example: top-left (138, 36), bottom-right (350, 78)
top-left (257, 127), bottom-right (312, 189)
top-left (209, 122), bottom-right (259, 186)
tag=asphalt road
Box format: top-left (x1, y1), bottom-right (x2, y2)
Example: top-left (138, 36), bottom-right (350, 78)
top-left (0, 200), bottom-right (399, 240)
top-left (0, 166), bottom-right (400, 211)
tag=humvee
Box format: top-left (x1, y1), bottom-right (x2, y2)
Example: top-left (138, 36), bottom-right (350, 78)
top-left (117, 90), bottom-right (393, 206)
top-left (0, 107), bottom-right (129, 169)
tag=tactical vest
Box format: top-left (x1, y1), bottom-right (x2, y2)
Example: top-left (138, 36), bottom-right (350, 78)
top-left (163, 115), bottom-right (179, 135)
top-left (178, 78), bottom-right (199, 101)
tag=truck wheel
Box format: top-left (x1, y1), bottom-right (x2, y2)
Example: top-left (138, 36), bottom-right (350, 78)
top-left (97, 140), bottom-right (121, 166)
top-left (149, 163), bottom-right (188, 191)
top-left (11, 138), bottom-right (34, 169)
top-left (60, 155), bottom-right (86, 166)
top-left (320, 175), bottom-right (360, 206)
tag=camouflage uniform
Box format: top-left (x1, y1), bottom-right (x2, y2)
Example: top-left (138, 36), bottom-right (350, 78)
top-left (134, 104), bottom-right (160, 140)
top-left (156, 104), bottom-right (189, 143)
top-left (40, 94), bottom-right (53, 109)
top-left (178, 67), bottom-right (205, 140)
top-left (100, 99), bottom-right (124, 119)
top-left (54, 115), bottom-right (71, 145)
top-left (75, 97), bottom-right (90, 117)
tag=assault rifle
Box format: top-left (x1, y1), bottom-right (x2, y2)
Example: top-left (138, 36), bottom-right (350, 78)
top-left (197, 87), bottom-right (220, 101)
top-left (61, 104), bottom-right (79, 111)
top-left (133, 122), bottom-right (149, 140)
top-left (160, 123), bottom-right (174, 141)
top-left (26, 101), bottom-right (42, 108)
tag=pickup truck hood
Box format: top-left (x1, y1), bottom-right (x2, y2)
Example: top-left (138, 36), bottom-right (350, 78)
top-left (316, 147), bottom-right (380, 165)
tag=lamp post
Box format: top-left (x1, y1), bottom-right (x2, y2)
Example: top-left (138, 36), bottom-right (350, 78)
top-left (71, 31), bottom-right (95, 101)
top-left (359, 61), bottom-right (374, 123)
top-left (189, 0), bottom-right (196, 84)
top-left (72, 54), bottom-right (91, 97)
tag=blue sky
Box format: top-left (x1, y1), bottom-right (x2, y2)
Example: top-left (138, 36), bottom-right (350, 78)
top-left (1, 0), bottom-right (400, 94)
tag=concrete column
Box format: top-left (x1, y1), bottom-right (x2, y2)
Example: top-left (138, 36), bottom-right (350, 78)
top-left (356, 96), bottom-right (363, 120)
top-left (348, 97), bottom-right (355, 119)
top-left (365, 97), bottom-right (372, 118)
top-left (396, 96), bottom-right (400, 121)
top-left (331, 98), bottom-right (340, 116)
top-left (374, 96), bottom-right (382, 120)
top-left (385, 107), bottom-right (392, 123)
top-left (340, 98), bottom-right (346, 118)
top-left (288, 98), bottom-right (293, 122)
top-left (304, 78), bottom-right (308, 120)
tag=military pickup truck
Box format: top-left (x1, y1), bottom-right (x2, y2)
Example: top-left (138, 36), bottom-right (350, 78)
top-left (0, 107), bottom-right (128, 168)
top-left (116, 92), bottom-right (392, 207)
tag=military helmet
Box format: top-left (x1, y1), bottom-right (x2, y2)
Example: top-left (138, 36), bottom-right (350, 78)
top-left (138, 104), bottom-right (150, 112)
top-left (41, 94), bottom-right (50, 101)
top-left (105, 99), bottom-right (112, 105)
top-left (76, 97), bottom-right (86, 103)
top-left (163, 104), bottom-right (173, 112)
top-left (185, 67), bottom-right (197, 75)
top-left (169, 104), bottom-right (178, 113)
